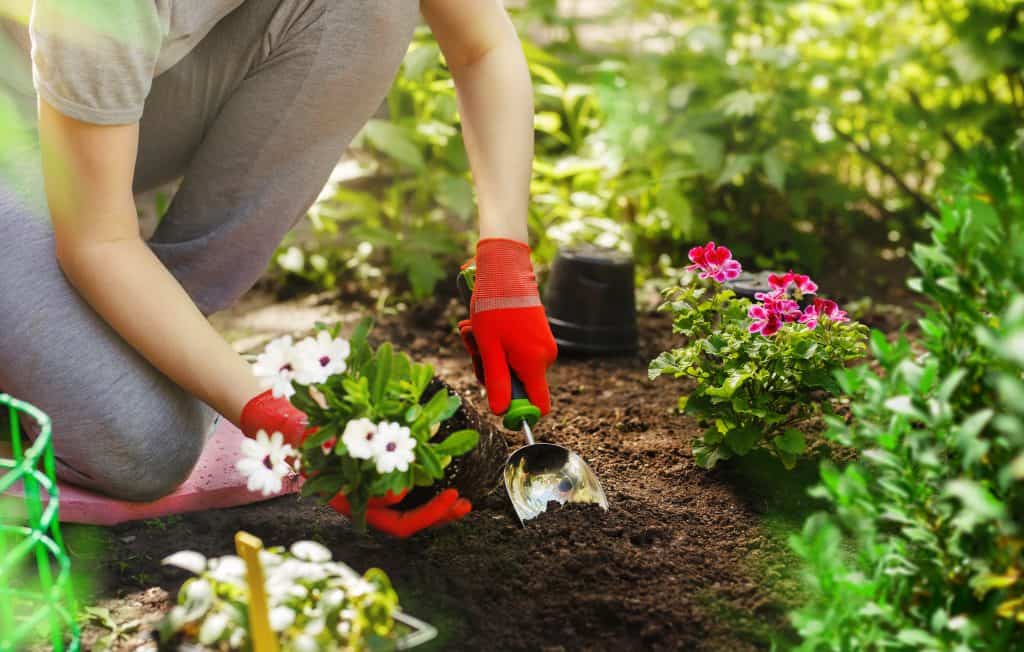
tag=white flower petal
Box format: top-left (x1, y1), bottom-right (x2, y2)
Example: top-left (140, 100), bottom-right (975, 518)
top-left (208, 556), bottom-right (246, 584)
top-left (290, 540), bottom-right (332, 563)
top-left (292, 634), bottom-right (318, 652)
top-left (269, 606), bottom-right (295, 632)
top-left (162, 550), bottom-right (207, 575)
top-left (341, 418), bottom-right (377, 460)
top-left (198, 611), bottom-right (230, 644)
top-left (185, 579), bottom-right (213, 606)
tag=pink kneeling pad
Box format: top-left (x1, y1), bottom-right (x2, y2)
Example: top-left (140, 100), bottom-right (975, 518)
top-left (4, 418), bottom-right (301, 525)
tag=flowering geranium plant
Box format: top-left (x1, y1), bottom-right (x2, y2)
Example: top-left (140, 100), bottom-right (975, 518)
top-left (650, 243), bottom-right (867, 468)
top-left (158, 541), bottom-right (401, 650)
top-left (246, 319), bottom-right (479, 530)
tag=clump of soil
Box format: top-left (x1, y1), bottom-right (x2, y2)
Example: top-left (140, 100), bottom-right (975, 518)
top-left (71, 298), bottom-right (822, 651)
top-left (397, 378), bottom-right (507, 510)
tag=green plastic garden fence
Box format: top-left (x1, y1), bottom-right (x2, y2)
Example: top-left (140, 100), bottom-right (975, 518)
top-left (0, 394), bottom-right (79, 652)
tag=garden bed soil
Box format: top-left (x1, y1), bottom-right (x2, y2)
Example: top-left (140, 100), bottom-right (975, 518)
top-left (71, 294), bottom-right (835, 651)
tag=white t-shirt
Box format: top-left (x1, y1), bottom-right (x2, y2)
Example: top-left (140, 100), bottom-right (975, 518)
top-left (27, 0), bottom-right (245, 124)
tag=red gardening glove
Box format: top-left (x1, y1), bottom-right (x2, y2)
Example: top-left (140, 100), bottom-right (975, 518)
top-left (469, 238), bottom-right (558, 415)
top-left (329, 488), bottom-right (471, 539)
top-left (458, 319), bottom-right (485, 384)
top-left (239, 390), bottom-right (471, 537)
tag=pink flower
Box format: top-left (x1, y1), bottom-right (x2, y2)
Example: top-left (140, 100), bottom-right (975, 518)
top-left (768, 270), bottom-right (818, 295)
top-left (687, 242), bottom-right (742, 283)
top-left (813, 298), bottom-right (848, 323)
top-left (798, 304), bottom-right (820, 330)
top-left (797, 298), bottom-right (849, 330)
top-left (754, 289), bottom-right (802, 323)
top-left (748, 304), bottom-right (782, 336)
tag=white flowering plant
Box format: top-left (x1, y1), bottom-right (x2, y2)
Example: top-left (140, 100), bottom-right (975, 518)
top-left (248, 319), bottom-right (480, 531)
top-left (158, 541), bottom-right (400, 650)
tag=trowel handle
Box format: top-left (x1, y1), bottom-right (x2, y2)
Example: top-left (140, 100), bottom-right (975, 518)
top-left (458, 266), bottom-right (542, 431)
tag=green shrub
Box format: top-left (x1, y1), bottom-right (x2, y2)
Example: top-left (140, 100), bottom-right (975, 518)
top-left (791, 149), bottom-right (1024, 649)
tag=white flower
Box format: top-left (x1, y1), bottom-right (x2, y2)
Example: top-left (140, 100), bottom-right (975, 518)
top-left (322, 589), bottom-right (345, 610)
top-left (185, 578), bottom-right (213, 607)
top-left (269, 606), bottom-right (295, 632)
top-left (292, 634), bottom-right (318, 652)
top-left (236, 430), bottom-right (295, 496)
top-left (198, 611), bottom-right (229, 645)
top-left (277, 246), bottom-right (305, 273)
top-left (252, 336), bottom-right (300, 399)
top-left (324, 562), bottom-right (361, 583)
top-left (345, 578), bottom-right (375, 598)
top-left (373, 422), bottom-right (416, 474)
top-left (293, 331), bottom-right (350, 385)
top-left (229, 627), bottom-right (247, 648)
top-left (290, 540), bottom-right (332, 563)
top-left (207, 556), bottom-right (246, 585)
top-left (162, 550), bottom-right (206, 575)
top-left (341, 418), bottom-right (377, 460)
top-left (303, 614), bottom-right (325, 636)
top-left (259, 550), bottom-right (284, 569)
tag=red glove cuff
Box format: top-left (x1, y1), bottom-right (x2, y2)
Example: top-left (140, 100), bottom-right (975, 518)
top-left (239, 389), bottom-right (311, 448)
top-left (471, 238), bottom-right (542, 314)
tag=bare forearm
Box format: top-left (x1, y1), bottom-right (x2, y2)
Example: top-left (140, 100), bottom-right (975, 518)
top-left (56, 235), bottom-right (260, 423)
top-left (448, 34), bottom-right (533, 242)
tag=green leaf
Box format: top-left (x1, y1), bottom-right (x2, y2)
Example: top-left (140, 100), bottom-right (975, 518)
top-left (945, 479), bottom-right (1006, 529)
top-left (896, 629), bottom-right (942, 647)
top-left (403, 43), bottom-right (439, 79)
top-left (762, 150), bottom-right (786, 191)
top-left (432, 429), bottom-right (480, 457)
top-left (685, 131), bottom-right (724, 174)
top-left (300, 473), bottom-right (346, 500)
top-left (439, 175), bottom-right (476, 221)
top-left (415, 442), bottom-right (444, 479)
top-left (725, 425), bottom-right (760, 455)
top-left (774, 428), bottom-right (807, 455)
top-left (705, 370), bottom-right (750, 398)
top-left (714, 154), bottom-right (756, 188)
top-left (369, 343), bottom-right (393, 405)
top-left (884, 396), bottom-right (928, 422)
top-left (363, 120), bottom-right (425, 171)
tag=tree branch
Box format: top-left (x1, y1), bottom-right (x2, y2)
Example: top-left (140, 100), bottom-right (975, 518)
top-left (907, 89), bottom-right (964, 156)
top-left (832, 124), bottom-right (939, 217)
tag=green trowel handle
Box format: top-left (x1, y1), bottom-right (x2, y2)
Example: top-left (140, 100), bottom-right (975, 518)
top-left (458, 266), bottom-right (542, 431)
top-left (506, 376), bottom-right (541, 431)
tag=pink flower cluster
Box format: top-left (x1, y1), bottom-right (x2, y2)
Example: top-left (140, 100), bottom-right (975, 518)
top-left (687, 242), bottom-right (849, 337)
top-left (687, 242), bottom-right (742, 283)
top-left (749, 271), bottom-right (848, 336)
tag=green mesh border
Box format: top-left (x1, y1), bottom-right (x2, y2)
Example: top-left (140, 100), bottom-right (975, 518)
top-left (0, 394), bottom-right (80, 652)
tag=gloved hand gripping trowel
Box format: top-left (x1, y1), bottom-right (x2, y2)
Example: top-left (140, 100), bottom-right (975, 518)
top-left (458, 265), bottom-right (609, 525)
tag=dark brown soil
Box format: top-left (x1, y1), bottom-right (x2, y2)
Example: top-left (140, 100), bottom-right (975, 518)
top-left (69, 296), bottom-right (833, 651)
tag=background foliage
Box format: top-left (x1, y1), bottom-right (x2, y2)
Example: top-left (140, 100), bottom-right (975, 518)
top-left (790, 150), bottom-right (1024, 649)
top-left (272, 0), bottom-right (1024, 300)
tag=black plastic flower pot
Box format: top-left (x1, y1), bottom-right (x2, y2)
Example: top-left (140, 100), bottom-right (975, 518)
top-left (543, 244), bottom-right (638, 355)
top-left (724, 270), bottom-right (776, 301)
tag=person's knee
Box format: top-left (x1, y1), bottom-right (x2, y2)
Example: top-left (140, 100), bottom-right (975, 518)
top-left (62, 393), bottom-right (214, 502)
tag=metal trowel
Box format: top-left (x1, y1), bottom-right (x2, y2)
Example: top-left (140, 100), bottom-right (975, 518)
top-left (458, 267), bottom-right (609, 525)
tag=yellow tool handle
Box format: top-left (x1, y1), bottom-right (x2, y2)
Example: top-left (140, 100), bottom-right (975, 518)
top-left (235, 531), bottom-right (279, 652)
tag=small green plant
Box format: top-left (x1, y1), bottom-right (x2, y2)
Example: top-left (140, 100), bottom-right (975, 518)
top-left (650, 243), bottom-right (867, 468)
top-left (246, 320), bottom-right (479, 530)
top-left (790, 149), bottom-right (1024, 649)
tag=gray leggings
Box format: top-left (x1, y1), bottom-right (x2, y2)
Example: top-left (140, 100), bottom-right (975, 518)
top-left (0, 0), bottom-right (419, 500)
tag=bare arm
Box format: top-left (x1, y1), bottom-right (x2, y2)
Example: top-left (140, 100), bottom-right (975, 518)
top-left (38, 100), bottom-right (261, 423)
top-left (421, 0), bottom-right (533, 242)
